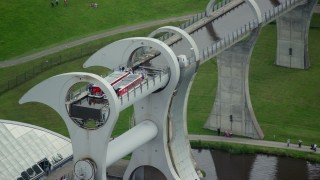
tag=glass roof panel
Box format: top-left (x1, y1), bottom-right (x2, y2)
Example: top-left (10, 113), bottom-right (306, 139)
top-left (0, 120), bottom-right (73, 179)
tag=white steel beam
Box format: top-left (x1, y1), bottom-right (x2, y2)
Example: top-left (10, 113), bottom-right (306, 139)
top-left (106, 120), bottom-right (158, 167)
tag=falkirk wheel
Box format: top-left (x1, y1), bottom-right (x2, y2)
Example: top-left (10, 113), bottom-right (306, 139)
top-left (20, 27), bottom-right (202, 180)
top-left (19, 0), bottom-right (318, 179)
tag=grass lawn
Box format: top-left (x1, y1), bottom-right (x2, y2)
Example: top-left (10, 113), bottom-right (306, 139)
top-left (187, 59), bottom-right (217, 135)
top-left (0, 0), bottom-right (208, 61)
top-left (249, 16), bottom-right (320, 145)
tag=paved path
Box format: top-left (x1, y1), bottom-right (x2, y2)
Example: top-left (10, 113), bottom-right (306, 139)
top-left (0, 15), bottom-right (193, 68)
top-left (189, 134), bottom-right (320, 154)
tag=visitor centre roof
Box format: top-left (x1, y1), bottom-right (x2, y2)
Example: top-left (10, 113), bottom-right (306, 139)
top-left (0, 119), bottom-right (73, 180)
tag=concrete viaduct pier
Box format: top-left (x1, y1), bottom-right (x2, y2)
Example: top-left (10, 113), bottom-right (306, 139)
top-left (204, 28), bottom-right (264, 139)
top-left (276, 0), bottom-right (319, 69)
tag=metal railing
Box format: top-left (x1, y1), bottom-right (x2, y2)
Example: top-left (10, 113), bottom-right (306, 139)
top-left (178, 0), bottom-right (233, 30)
top-left (160, 0), bottom-right (234, 42)
top-left (66, 86), bottom-right (89, 102)
top-left (199, 19), bottom-right (259, 62)
top-left (262, 0), bottom-right (305, 25)
top-left (119, 67), bottom-right (170, 105)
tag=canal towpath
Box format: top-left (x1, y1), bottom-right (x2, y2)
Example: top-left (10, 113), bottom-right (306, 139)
top-left (189, 134), bottom-right (320, 154)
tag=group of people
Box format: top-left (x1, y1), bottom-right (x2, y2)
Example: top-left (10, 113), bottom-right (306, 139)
top-left (90, 2), bottom-right (98, 8)
top-left (51, 0), bottom-right (68, 7)
top-left (50, 0), bottom-right (100, 8)
top-left (287, 139), bottom-right (317, 152)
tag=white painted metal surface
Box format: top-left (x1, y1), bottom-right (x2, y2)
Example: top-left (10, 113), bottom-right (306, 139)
top-left (0, 120), bottom-right (72, 180)
top-left (106, 120), bottom-right (158, 167)
top-left (20, 72), bottom-right (120, 180)
top-left (246, 0), bottom-right (263, 23)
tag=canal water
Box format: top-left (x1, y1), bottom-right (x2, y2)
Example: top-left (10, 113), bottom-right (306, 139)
top-left (191, 149), bottom-right (320, 180)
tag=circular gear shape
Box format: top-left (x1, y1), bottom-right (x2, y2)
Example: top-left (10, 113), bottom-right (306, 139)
top-left (74, 159), bottom-right (96, 180)
top-left (67, 82), bottom-right (110, 130)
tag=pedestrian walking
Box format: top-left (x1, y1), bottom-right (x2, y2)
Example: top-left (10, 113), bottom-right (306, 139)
top-left (298, 139), bottom-right (302, 148)
top-left (51, 0), bottom-right (54, 7)
top-left (56, 0), bottom-right (59, 6)
top-left (64, 0), bottom-right (68, 7)
top-left (287, 139), bottom-right (290, 147)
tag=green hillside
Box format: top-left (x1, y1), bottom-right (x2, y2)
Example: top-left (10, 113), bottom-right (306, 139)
top-left (0, 0), bottom-right (208, 61)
